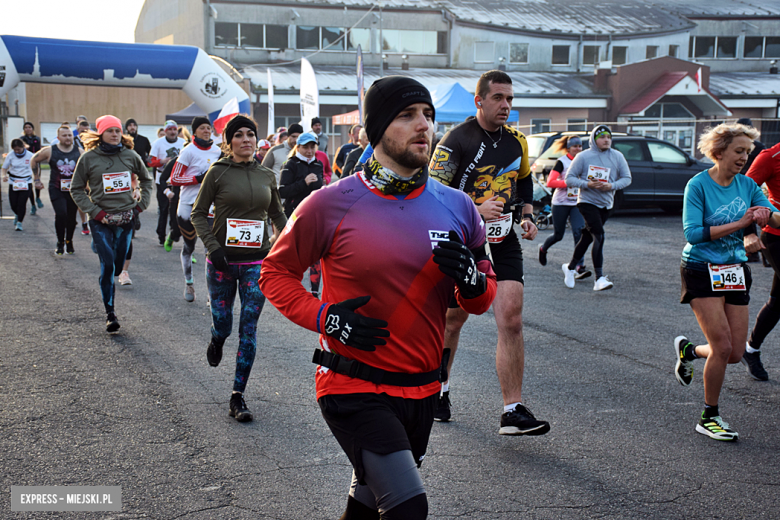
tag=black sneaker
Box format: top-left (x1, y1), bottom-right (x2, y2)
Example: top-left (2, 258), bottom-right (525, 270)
top-left (674, 336), bottom-right (695, 386)
top-left (741, 350), bottom-right (768, 381)
top-left (574, 265), bottom-right (592, 280)
top-left (538, 246), bottom-right (547, 266)
top-left (106, 313), bottom-right (120, 333)
top-left (696, 414), bottom-right (738, 441)
top-left (229, 393), bottom-right (253, 422)
top-left (65, 240), bottom-right (75, 255)
top-left (55, 242), bottom-right (65, 256)
top-left (207, 336), bottom-right (224, 367)
top-left (434, 391), bottom-right (451, 422)
top-left (499, 404), bottom-right (550, 436)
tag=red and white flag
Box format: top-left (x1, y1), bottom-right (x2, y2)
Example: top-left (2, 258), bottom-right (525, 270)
top-left (213, 97), bottom-right (240, 135)
top-left (695, 67), bottom-right (702, 92)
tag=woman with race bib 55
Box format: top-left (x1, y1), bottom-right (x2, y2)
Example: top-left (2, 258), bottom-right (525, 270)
top-left (70, 115), bottom-right (153, 333)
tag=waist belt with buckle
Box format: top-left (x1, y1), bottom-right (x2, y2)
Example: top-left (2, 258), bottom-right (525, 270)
top-left (312, 348), bottom-right (450, 387)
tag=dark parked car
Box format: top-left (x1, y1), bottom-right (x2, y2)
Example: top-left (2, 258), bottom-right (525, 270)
top-left (528, 132), bottom-right (711, 212)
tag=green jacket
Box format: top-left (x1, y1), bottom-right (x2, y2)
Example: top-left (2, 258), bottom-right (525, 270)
top-left (70, 147), bottom-right (153, 220)
top-left (192, 157), bottom-right (287, 262)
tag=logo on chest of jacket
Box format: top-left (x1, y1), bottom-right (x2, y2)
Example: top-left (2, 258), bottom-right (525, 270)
top-left (429, 230), bottom-right (449, 250)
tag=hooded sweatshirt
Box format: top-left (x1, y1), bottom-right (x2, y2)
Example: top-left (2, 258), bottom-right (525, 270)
top-left (565, 125), bottom-right (632, 209)
top-left (191, 157), bottom-right (287, 263)
top-left (70, 146), bottom-right (153, 220)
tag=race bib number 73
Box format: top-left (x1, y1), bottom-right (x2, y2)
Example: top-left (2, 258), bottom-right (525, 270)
top-left (226, 219), bottom-right (265, 248)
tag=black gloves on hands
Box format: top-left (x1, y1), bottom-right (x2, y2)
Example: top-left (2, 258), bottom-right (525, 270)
top-left (209, 248), bottom-right (230, 272)
top-left (433, 230), bottom-right (487, 300)
top-left (324, 296), bottom-right (390, 352)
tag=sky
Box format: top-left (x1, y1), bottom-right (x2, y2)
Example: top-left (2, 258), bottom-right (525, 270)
top-left (0, 0), bottom-right (146, 43)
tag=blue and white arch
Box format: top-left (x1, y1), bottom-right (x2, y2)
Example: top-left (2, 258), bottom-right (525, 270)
top-left (0, 35), bottom-right (250, 123)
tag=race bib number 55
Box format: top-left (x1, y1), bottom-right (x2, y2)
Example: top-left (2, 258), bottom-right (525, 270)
top-left (102, 172), bottom-right (131, 194)
top-left (226, 219), bottom-right (265, 248)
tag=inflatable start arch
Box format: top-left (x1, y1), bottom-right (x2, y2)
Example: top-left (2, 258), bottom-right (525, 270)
top-left (0, 35), bottom-right (250, 122)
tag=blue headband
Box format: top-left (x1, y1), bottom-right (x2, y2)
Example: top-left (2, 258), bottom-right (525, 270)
top-left (567, 136), bottom-right (582, 147)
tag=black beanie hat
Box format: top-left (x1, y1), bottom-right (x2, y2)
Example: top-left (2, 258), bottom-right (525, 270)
top-left (363, 76), bottom-right (434, 147)
top-left (223, 115), bottom-right (258, 146)
top-left (311, 117), bottom-right (321, 126)
top-left (124, 118), bottom-right (136, 131)
top-left (287, 123), bottom-right (304, 135)
top-left (192, 116), bottom-right (211, 134)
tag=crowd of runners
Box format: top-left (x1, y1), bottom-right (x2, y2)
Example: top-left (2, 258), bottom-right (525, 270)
top-left (3, 69), bottom-right (779, 518)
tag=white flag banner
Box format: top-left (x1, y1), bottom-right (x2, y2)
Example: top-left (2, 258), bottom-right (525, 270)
top-left (267, 68), bottom-right (275, 137)
top-left (300, 58), bottom-right (319, 133)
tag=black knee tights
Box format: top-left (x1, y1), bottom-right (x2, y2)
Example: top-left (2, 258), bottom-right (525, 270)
top-left (49, 188), bottom-right (78, 242)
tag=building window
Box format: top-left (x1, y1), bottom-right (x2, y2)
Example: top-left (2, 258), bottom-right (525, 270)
top-left (583, 45), bottom-right (600, 65)
top-left (669, 44), bottom-right (679, 57)
top-left (689, 36), bottom-right (739, 59)
top-left (215, 22), bottom-right (239, 47)
top-left (744, 36), bottom-right (780, 59)
top-left (612, 46), bottom-right (627, 65)
top-left (242, 24), bottom-right (264, 48)
top-left (646, 46), bottom-right (658, 59)
top-left (531, 119), bottom-right (551, 133)
top-left (567, 119), bottom-right (587, 132)
top-left (378, 29), bottom-right (445, 54)
top-left (474, 41), bottom-right (495, 63)
top-left (552, 45), bottom-right (570, 65)
top-left (266, 25), bottom-right (288, 49)
top-left (509, 43), bottom-right (528, 64)
top-left (347, 28), bottom-right (371, 51)
top-left (296, 26), bottom-right (320, 50)
top-left (717, 37), bottom-right (737, 58)
top-left (321, 27), bottom-right (345, 50)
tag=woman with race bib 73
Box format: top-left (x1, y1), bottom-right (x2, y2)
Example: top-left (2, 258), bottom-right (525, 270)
top-left (70, 115), bottom-right (154, 333)
top-left (674, 123), bottom-right (780, 441)
top-left (192, 115), bottom-right (287, 422)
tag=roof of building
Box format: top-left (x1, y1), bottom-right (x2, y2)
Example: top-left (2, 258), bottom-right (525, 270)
top-left (271, 0), bottom-right (778, 36)
top-left (620, 71), bottom-right (690, 114)
top-left (245, 64), bottom-right (602, 96)
top-left (709, 72), bottom-right (780, 97)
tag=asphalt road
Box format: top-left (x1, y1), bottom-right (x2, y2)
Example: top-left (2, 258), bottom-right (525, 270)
top-left (1, 182), bottom-right (779, 519)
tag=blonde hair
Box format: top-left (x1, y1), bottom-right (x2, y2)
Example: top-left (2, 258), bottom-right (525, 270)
top-left (698, 123), bottom-right (759, 161)
top-left (81, 130), bottom-right (135, 152)
top-left (178, 127), bottom-right (191, 144)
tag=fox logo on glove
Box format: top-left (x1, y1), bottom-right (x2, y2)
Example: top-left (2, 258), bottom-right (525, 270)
top-left (325, 315), bottom-right (340, 335)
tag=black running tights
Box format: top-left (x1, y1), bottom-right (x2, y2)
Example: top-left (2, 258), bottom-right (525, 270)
top-left (749, 231), bottom-right (780, 349)
top-left (8, 188), bottom-right (28, 221)
top-left (49, 187), bottom-right (79, 242)
top-left (569, 202), bottom-right (610, 272)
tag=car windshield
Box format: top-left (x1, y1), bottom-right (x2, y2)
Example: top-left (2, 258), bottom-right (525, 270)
top-left (526, 136), bottom-right (549, 161)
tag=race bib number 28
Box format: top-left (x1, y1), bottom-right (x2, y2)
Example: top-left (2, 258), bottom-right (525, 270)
top-left (486, 214), bottom-right (513, 244)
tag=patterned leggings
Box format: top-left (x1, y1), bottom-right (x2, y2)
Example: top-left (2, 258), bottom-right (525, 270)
top-left (207, 262), bottom-right (266, 393)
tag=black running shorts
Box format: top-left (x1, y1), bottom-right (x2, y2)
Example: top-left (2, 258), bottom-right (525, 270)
top-left (318, 392), bottom-right (437, 485)
top-left (680, 264), bottom-right (752, 306)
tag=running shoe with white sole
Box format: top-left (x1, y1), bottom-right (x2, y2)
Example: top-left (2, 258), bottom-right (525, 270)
top-left (65, 240), bottom-right (75, 255)
top-left (562, 263), bottom-right (575, 289)
top-left (696, 415), bottom-right (738, 441)
top-left (741, 349), bottom-right (768, 381)
top-left (184, 283), bottom-right (195, 302)
top-left (118, 271), bottom-right (132, 286)
top-left (499, 404), bottom-right (550, 436)
top-left (434, 391), bottom-right (451, 422)
top-left (674, 335), bottom-right (695, 386)
top-left (574, 265), bottom-right (592, 280)
top-left (593, 276), bottom-right (613, 291)
top-left (82, 223), bottom-right (90, 235)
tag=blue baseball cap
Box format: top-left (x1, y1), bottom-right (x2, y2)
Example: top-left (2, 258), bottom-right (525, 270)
top-left (297, 132), bottom-right (318, 146)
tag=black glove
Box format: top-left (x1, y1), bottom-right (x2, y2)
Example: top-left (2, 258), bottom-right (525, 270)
top-left (323, 295), bottom-right (390, 352)
top-left (209, 248), bottom-right (230, 272)
top-left (433, 230), bottom-right (487, 300)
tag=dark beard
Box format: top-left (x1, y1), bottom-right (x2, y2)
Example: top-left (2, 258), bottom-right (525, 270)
top-left (380, 133), bottom-right (429, 171)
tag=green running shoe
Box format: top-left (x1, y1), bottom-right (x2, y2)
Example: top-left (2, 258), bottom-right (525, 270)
top-left (696, 415), bottom-right (738, 441)
top-left (674, 335), bottom-right (695, 386)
